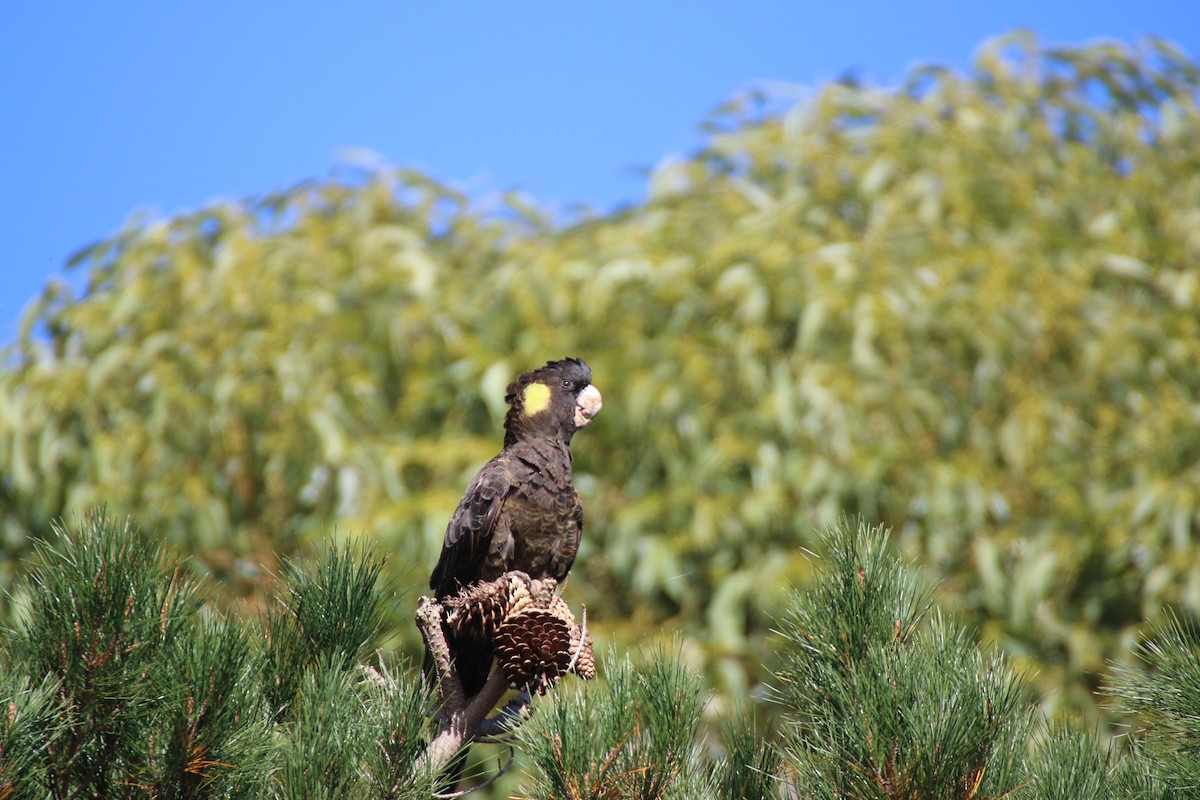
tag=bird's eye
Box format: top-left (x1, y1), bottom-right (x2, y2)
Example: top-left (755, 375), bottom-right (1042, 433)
top-left (561, 379), bottom-right (573, 389)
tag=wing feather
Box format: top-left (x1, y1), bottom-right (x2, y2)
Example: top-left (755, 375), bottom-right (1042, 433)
top-left (430, 456), bottom-right (512, 598)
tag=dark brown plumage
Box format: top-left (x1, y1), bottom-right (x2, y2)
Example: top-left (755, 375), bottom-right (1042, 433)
top-left (429, 357), bottom-right (602, 696)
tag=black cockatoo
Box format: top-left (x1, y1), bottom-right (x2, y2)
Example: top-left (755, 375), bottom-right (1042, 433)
top-left (429, 357), bottom-right (602, 696)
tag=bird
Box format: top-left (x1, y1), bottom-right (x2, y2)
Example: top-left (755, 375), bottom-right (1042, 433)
top-left (429, 357), bottom-right (602, 698)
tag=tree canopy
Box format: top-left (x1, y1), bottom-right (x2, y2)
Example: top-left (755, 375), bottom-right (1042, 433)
top-left (2, 31), bottom-right (1199, 717)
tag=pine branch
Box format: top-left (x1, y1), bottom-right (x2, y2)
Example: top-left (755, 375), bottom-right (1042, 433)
top-left (1106, 611), bottom-right (1200, 792)
top-left (0, 674), bottom-right (64, 800)
top-left (1026, 726), bottom-right (1115, 800)
top-left (263, 542), bottom-right (389, 717)
top-left (512, 648), bottom-right (714, 800)
top-left (413, 597), bottom-right (513, 777)
top-left (773, 519), bottom-right (1032, 800)
top-left (0, 511), bottom-right (436, 799)
top-left (707, 706), bottom-right (779, 800)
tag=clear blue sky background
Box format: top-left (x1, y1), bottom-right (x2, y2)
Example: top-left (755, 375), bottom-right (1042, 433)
top-left (2, 3), bottom-right (1196, 343)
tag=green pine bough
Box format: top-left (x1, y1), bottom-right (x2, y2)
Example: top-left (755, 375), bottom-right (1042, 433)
top-left (0, 511), bottom-right (436, 800)
top-left (3, 512), bottom-right (1199, 797)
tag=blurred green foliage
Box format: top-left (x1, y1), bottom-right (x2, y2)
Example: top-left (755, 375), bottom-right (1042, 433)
top-left (2, 32), bottom-right (1199, 721)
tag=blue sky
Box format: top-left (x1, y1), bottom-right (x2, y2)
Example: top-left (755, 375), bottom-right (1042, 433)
top-left (2, 2), bottom-right (1196, 342)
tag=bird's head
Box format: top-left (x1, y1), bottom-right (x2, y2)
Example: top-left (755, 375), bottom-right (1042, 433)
top-left (504, 357), bottom-right (602, 446)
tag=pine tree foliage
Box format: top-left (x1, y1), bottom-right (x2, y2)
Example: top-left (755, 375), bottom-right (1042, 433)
top-left (0, 511), bottom-right (436, 799)
top-left (1106, 613), bottom-right (1200, 794)
top-left (1109, 755), bottom-right (1185, 800)
top-left (270, 658), bottom-right (434, 800)
top-left (1025, 727), bottom-right (1115, 800)
top-left (276, 669), bottom-right (371, 800)
top-left (262, 542), bottom-right (388, 715)
top-left (1023, 725), bottom-right (1190, 800)
top-left (0, 674), bottom-right (63, 800)
top-left (9, 513), bottom-right (1200, 796)
top-left (359, 660), bottom-right (436, 800)
top-left (137, 614), bottom-right (273, 797)
top-left (512, 650), bottom-right (715, 800)
top-left (705, 708), bottom-right (779, 800)
top-left (773, 520), bottom-right (1032, 799)
top-left (5, 512), bottom-right (271, 798)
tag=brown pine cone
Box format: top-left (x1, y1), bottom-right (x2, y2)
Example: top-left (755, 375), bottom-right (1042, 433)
top-left (444, 575), bottom-right (524, 641)
top-left (494, 609), bottom-right (573, 695)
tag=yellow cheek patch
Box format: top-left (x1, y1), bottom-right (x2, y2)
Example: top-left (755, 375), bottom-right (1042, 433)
top-left (522, 382), bottom-right (552, 416)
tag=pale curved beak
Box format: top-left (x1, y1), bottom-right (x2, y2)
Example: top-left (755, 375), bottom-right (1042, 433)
top-left (574, 384), bottom-right (602, 428)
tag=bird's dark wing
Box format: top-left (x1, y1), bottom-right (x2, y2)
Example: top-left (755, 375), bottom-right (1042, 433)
top-left (429, 456), bottom-right (513, 598)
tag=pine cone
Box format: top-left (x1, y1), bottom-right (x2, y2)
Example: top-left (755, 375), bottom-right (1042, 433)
top-left (503, 577), bottom-right (534, 619)
top-left (494, 609), bottom-right (573, 695)
top-left (444, 574), bottom-right (527, 641)
top-left (440, 571), bottom-right (595, 693)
